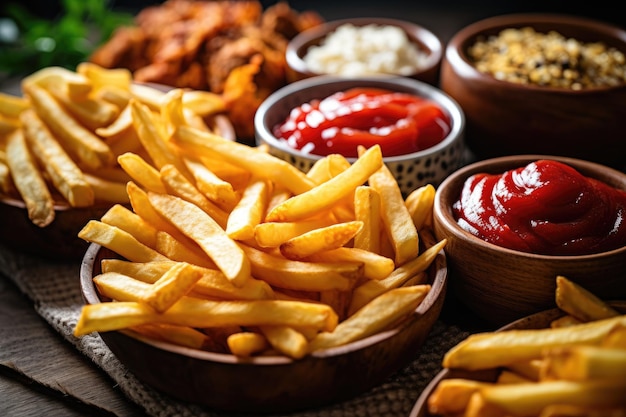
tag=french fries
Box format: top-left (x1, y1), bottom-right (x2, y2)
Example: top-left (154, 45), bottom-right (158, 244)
top-left (64, 63), bottom-right (447, 359)
top-left (0, 64), bottom-right (226, 227)
top-left (428, 277), bottom-right (626, 417)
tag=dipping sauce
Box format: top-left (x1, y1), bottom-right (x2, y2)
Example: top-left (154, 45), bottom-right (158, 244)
top-left (453, 160), bottom-right (626, 255)
top-left (273, 87), bottom-right (451, 157)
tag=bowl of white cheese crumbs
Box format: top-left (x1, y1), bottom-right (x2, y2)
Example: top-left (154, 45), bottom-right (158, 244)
top-left (286, 18), bottom-right (443, 85)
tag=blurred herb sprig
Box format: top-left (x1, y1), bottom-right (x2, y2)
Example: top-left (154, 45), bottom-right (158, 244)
top-left (0, 0), bottom-right (133, 76)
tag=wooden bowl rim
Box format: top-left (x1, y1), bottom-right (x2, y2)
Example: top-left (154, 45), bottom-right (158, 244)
top-left (80, 239), bottom-right (448, 365)
top-left (409, 300), bottom-right (626, 417)
top-left (286, 17), bottom-right (443, 79)
top-left (444, 12), bottom-right (626, 94)
top-left (434, 154), bottom-right (626, 260)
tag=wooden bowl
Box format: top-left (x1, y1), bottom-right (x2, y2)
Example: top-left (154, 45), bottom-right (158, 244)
top-left (286, 18), bottom-right (443, 85)
top-left (433, 155), bottom-right (626, 326)
top-left (79, 237), bottom-right (448, 413)
top-left (440, 13), bottom-right (626, 170)
top-left (409, 301), bottom-right (626, 417)
top-left (254, 75), bottom-right (466, 197)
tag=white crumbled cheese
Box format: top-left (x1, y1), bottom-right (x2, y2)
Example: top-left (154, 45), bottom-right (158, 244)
top-left (303, 23), bottom-right (429, 76)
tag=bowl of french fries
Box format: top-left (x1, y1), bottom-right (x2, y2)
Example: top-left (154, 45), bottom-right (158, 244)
top-left (74, 130), bottom-right (448, 412)
top-left (411, 276), bottom-right (626, 417)
top-left (254, 75), bottom-right (466, 198)
top-left (0, 64), bottom-right (233, 259)
top-left (433, 154), bottom-right (626, 325)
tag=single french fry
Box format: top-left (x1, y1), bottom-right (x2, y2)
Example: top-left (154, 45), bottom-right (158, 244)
top-left (181, 89), bottom-right (226, 117)
top-left (173, 125), bottom-right (315, 195)
top-left (227, 332), bottom-right (269, 357)
top-left (147, 192), bottom-right (250, 287)
top-left (226, 176), bottom-right (269, 241)
top-left (540, 345), bottom-right (626, 381)
top-left (365, 146), bottom-right (418, 266)
top-left (347, 238), bottom-right (446, 315)
top-left (141, 262), bottom-right (203, 313)
top-left (442, 315), bottom-right (626, 371)
top-left (160, 88), bottom-right (187, 138)
top-left (129, 83), bottom-right (166, 111)
top-left (280, 221), bottom-right (363, 260)
top-left (82, 173), bottom-right (129, 204)
top-left (405, 184), bottom-right (435, 231)
top-left (118, 152), bottom-right (166, 193)
top-left (551, 315), bottom-right (583, 328)
top-left (266, 145), bottom-right (383, 222)
top-left (100, 203), bottom-right (158, 249)
top-left (74, 296), bottom-right (338, 336)
top-left (254, 218), bottom-right (333, 248)
top-left (76, 62), bottom-right (132, 92)
top-left (22, 82), bottom-right (114, 170)
top-left (353, 185), bottom-right (382, 254)
top-left (78, 220), bottom-right (169, 263)
top-left (241, 243), bottom-right (360, 292)
top-left (260, 325), bottom-right (308, 359)
top-left (427, 378), bottom-right (492, 416)
top-left (20, 109), bottom-right (94, 207)
top-left (183, 157), bottom-right (238, 210)
top-left (305, 247), bottom-right (394, 281)
top-left (555, 276), bottom-right (620, 322)
top-left (308, 284), bottom-right (431, 351)
top-left (5, 129), bottom-right (55, 227)
top-left (477, 379), bottom-right (626, 417)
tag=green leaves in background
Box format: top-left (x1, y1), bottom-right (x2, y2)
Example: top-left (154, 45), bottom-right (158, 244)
top-left (0, 0), bottom-right (133, 76)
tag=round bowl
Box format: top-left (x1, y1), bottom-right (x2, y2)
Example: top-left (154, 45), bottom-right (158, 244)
top-left (440, 13), bottom-right (626, 170)
top-left (409, 300), bottom-right (626, 417)
top-left (286, 17), bottom-right (443, 85)
top-left (254, 75), bottom-right (466, 197)
top-left (79, 232), bottom-right (448, 413)
top-left (433, 154), bottom-right (626, 326)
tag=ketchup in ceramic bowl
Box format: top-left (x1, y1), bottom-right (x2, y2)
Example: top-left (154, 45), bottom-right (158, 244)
top-left (453, 159), bottom-right (626, 256)
top-left (272, 87), bottom-right (451, 158)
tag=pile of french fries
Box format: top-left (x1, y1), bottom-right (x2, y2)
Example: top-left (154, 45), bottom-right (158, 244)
top-left (0, 64), bottom-right (225, 227)
top-left (428, 276), bottom-right (626, 417)
top-left (65, 73), bottom-right (447, 358)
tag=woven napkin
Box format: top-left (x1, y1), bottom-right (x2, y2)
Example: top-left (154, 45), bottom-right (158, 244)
top-left (0, 244), bottom-right (468, 417)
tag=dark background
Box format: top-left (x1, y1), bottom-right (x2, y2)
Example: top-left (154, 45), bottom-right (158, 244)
top-left (6, 0), bottom-right (624, 45)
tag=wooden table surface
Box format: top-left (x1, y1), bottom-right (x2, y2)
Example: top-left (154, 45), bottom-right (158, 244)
top-left (1, 3), bottom-right (623, 416)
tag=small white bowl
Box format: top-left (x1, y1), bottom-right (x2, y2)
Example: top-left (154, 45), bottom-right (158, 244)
top-left (254, 75), bottom-right (466, 196)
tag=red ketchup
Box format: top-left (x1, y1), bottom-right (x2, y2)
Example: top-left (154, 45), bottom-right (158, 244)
top-left (272, 87), bottom-right (451, 157)
top-left (453, 160), bottom-right (626, 256)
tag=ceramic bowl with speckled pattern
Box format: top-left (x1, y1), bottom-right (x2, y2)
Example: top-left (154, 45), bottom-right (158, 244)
top-left (254, 75), bottom-right (466, 197)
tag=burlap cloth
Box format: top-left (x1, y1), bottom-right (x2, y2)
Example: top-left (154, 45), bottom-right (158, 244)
top-left (0, 243), bottom-right (469, 417)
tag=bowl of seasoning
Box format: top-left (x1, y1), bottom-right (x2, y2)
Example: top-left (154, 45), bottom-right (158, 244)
top-left (286, 18), bottom-right (443, 85)
top-left (433, 154), bottom-right (626, 326)
top-left (441, 13), bottom-right (626, 170)
top-left (254, 75), bottom-right (466, 197)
